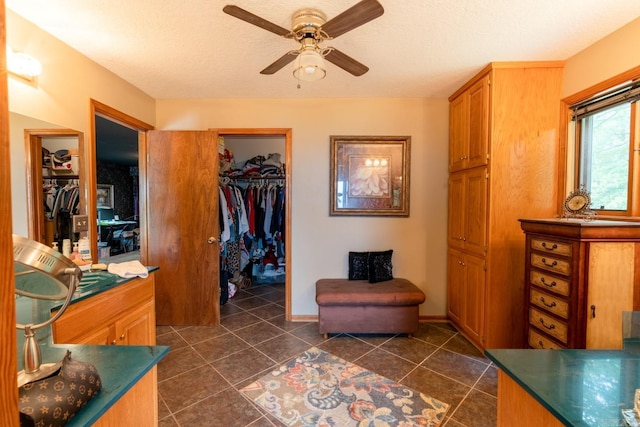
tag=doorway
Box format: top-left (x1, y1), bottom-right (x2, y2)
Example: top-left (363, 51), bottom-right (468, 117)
top-left (214, 128), bottom-right (292, 320)
top-left (95, 115), bottom-right (140, 262)
top-left (24, 128), bottom-right (84, 246)
top-left (88, 99), bottom-right (154, 264)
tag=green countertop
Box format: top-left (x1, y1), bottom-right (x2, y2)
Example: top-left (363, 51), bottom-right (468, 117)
top-left (42, 344), bottom-right (169, 426)
top-left (15, 267), bottom-right (167, 424)
top-left (15, 267), bottom-right (159, 366)
top-left (485, 348), bottom-right (640, 427)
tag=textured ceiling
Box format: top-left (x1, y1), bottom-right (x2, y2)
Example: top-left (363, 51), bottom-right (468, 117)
top-left (6, 0), bottom-right (640, 99)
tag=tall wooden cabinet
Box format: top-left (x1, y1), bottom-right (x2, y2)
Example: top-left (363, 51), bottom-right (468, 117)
top-left (447, 62), bottom-right (564, 350)
top-left (520, 219), bottom-right (640, 349)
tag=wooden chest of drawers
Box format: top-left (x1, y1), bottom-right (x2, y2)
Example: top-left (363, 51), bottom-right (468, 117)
top-left (520, 218), bottom-right (640, 349)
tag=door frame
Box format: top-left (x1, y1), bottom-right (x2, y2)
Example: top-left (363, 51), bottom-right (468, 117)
top-left (89, 99), bottom-right (154, 262)
top-left (212, 128), bottom-right (292, 321)
top-left (25, 129), bottom-right (84, 244)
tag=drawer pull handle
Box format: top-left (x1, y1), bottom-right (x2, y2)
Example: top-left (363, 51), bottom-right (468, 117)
top-left (541, 242), bottom-right (558, 251)
top-left (591, 305), bottom-right (596, 318)
top-left (538, 340), bottom-right (545, 349)
top-left (540, 277), bottom-right (557, 288)
top-left (539, 297), bottom-right (556, 308)
top-left (541, 258), bottom-right (557, 268)
top-left (539, 318), bottom-right (555, 330)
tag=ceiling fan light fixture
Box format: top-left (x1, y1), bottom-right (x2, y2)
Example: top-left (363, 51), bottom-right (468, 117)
top-left (293, 49), bottom-right (326, 82)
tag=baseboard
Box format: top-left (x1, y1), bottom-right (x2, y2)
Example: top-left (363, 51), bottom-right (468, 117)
top-left (291, 314), bottom-right (318, 322)
top-left (418, 315), bottom-right (449, 322)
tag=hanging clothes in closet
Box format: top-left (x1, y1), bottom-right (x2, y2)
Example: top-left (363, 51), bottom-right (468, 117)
top-left (43, 179), bottom-right (80, 246)
top-left (218, 177), bottom-right (286, 304)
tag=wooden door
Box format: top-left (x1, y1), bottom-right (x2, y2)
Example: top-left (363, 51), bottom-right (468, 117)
top-left (463, 253), bottom-right (486, 345)
top-left (147, 131), bottom-right (220, 326)
top-left (0, 3), bottom-right (20, 421)
top-left (465, 167), bottom-right (488, 257)
top-left (449, 94), bottom-right (468, 172)
top-left (467, 74), bottom-right (489, 169)
top-left (448, 172), bottom-right (465, 250)
top-left (447, 249), bottom-right (465, 324)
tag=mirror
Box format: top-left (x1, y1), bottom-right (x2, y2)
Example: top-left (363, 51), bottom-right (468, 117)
top-left (10, 112), bottom-right (86, 248)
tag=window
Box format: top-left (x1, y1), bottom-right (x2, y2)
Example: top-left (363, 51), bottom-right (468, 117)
top-left (572, 80), bottom-right (640, 215)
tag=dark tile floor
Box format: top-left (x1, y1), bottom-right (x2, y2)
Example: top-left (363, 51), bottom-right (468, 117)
top-left (156, 283), bottom-right (498, 427)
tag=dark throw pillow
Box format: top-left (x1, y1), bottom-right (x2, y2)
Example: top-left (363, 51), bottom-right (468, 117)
top-left (348, 251), bottom-right (370, 280)
top-left (368, 250), bottom-right (394, 283)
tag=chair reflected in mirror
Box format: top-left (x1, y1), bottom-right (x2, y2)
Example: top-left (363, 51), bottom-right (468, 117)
top-left (114, 223), bottom-right (138, 253)
top-left (97, 207), bottom-right (138, 254)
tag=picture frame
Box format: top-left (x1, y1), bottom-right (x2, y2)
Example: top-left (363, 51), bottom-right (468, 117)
top-left (330, 135), bottom-right (411, 216)
top-left (96, 184), bottom-right (114, 209)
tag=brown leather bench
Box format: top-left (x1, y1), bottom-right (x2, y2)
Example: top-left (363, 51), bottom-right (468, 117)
top-left (315, 278), bottom-right (425, 338)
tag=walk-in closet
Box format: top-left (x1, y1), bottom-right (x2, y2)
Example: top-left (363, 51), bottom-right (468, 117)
top-left (41, 136), bottom-right (82, 248)
top-left (218, 133), bottom-right (287, 306)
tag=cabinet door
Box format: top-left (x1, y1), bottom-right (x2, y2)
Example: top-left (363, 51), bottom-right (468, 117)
top-left (467, 75), bottom-right (490, 169)
top-left (448, 168), bottom-right (487, 256)
top-left (448, 173), bottom-right (465, 250)
top-left (449, 94), bottom-right (469, 172)
top-left (463, 253), bottom-right (486, 344)
top-left (115, 301), bottom-right (156, 346)
top-left (585, 242), bottom-right (636, 349)
top-left (447, 249), bottom-right (465, 323)
top-left (464, 167), bottom-right (488, 257)
top-left (448, 249), bottom-right (486, 347)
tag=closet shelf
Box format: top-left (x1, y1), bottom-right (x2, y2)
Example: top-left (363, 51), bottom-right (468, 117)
top-left (43, 175), bottom-right (80, 180)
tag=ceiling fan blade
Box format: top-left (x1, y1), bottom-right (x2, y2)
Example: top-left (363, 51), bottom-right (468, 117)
top-left (321, 0), bottom-right (384, 38)
top-left (325, 49), bottom-right (369, 76)
top-left (223, 5), bottom-right (291, 37)
top-left (260, 52), bottom-right (298, 75)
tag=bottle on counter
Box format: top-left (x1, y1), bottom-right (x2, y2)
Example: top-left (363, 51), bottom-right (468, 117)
top-left (62, 239), bottom-right (71, 258)
top-left (79, 237), bottom-right (91, 262)
top-left (52, 242), bottom-right (59, 252)
top-left (70, 242), bottom-right (80, 260)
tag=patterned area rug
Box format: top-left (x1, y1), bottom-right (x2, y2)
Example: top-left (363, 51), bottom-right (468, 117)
top-left (240, 347), bottom-right (449, 427)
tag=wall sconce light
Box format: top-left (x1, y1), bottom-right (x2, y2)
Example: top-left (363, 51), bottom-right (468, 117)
top-left (6, 46), bottom-right (43, 80)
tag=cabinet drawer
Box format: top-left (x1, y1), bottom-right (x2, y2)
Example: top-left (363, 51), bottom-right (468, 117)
top-left (528, 328), bottom-right (565, 349)
top-left (529, 307), bottom-right (568, 343)
top-left (531, 238), bottom-right (572, 256)
top-left (530, 270), bottom-right (570, 296)
top-left (530, 288), bottom-right (569, 319)
top-left (530, 253), bottom-right (571, 276)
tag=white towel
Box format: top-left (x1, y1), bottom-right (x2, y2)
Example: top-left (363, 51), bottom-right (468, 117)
top-left (107, 260), bottom-right (149, 279)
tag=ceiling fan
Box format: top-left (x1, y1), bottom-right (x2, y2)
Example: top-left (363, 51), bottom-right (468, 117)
top-left (223, 0), bottom-right (384, 82)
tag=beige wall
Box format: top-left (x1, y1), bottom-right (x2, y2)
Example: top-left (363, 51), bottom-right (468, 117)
top-left (156, 98), bottom-right (450, 316)
top-left (9, 7), bottom-right (640, 319)
top-left (7, 10), bottom-right (155, 238)
top-left (563, 16), bottom-right (640, 97)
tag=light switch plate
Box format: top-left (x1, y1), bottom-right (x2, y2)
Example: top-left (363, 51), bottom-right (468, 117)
top-left (72, 215), bottom-right (89, 233)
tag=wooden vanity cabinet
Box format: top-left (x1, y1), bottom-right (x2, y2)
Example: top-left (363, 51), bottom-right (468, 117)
top-left (51, 274), bottom-right (158, 426)
top-left (520, 219), bottom-right (640, 349)
top-left (52, 275), bottom-right (155, 345)
top-left (446, 62), bottom-right (564, 350)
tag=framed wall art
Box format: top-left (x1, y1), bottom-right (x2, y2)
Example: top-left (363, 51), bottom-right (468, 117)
top-left (330, 135), bottom-right (411, 216)
top-left (96, 184), bottom-right (114, 209)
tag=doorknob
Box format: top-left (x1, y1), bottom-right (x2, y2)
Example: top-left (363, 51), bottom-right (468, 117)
top-left (208, 237), bottom-right (218, 244)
